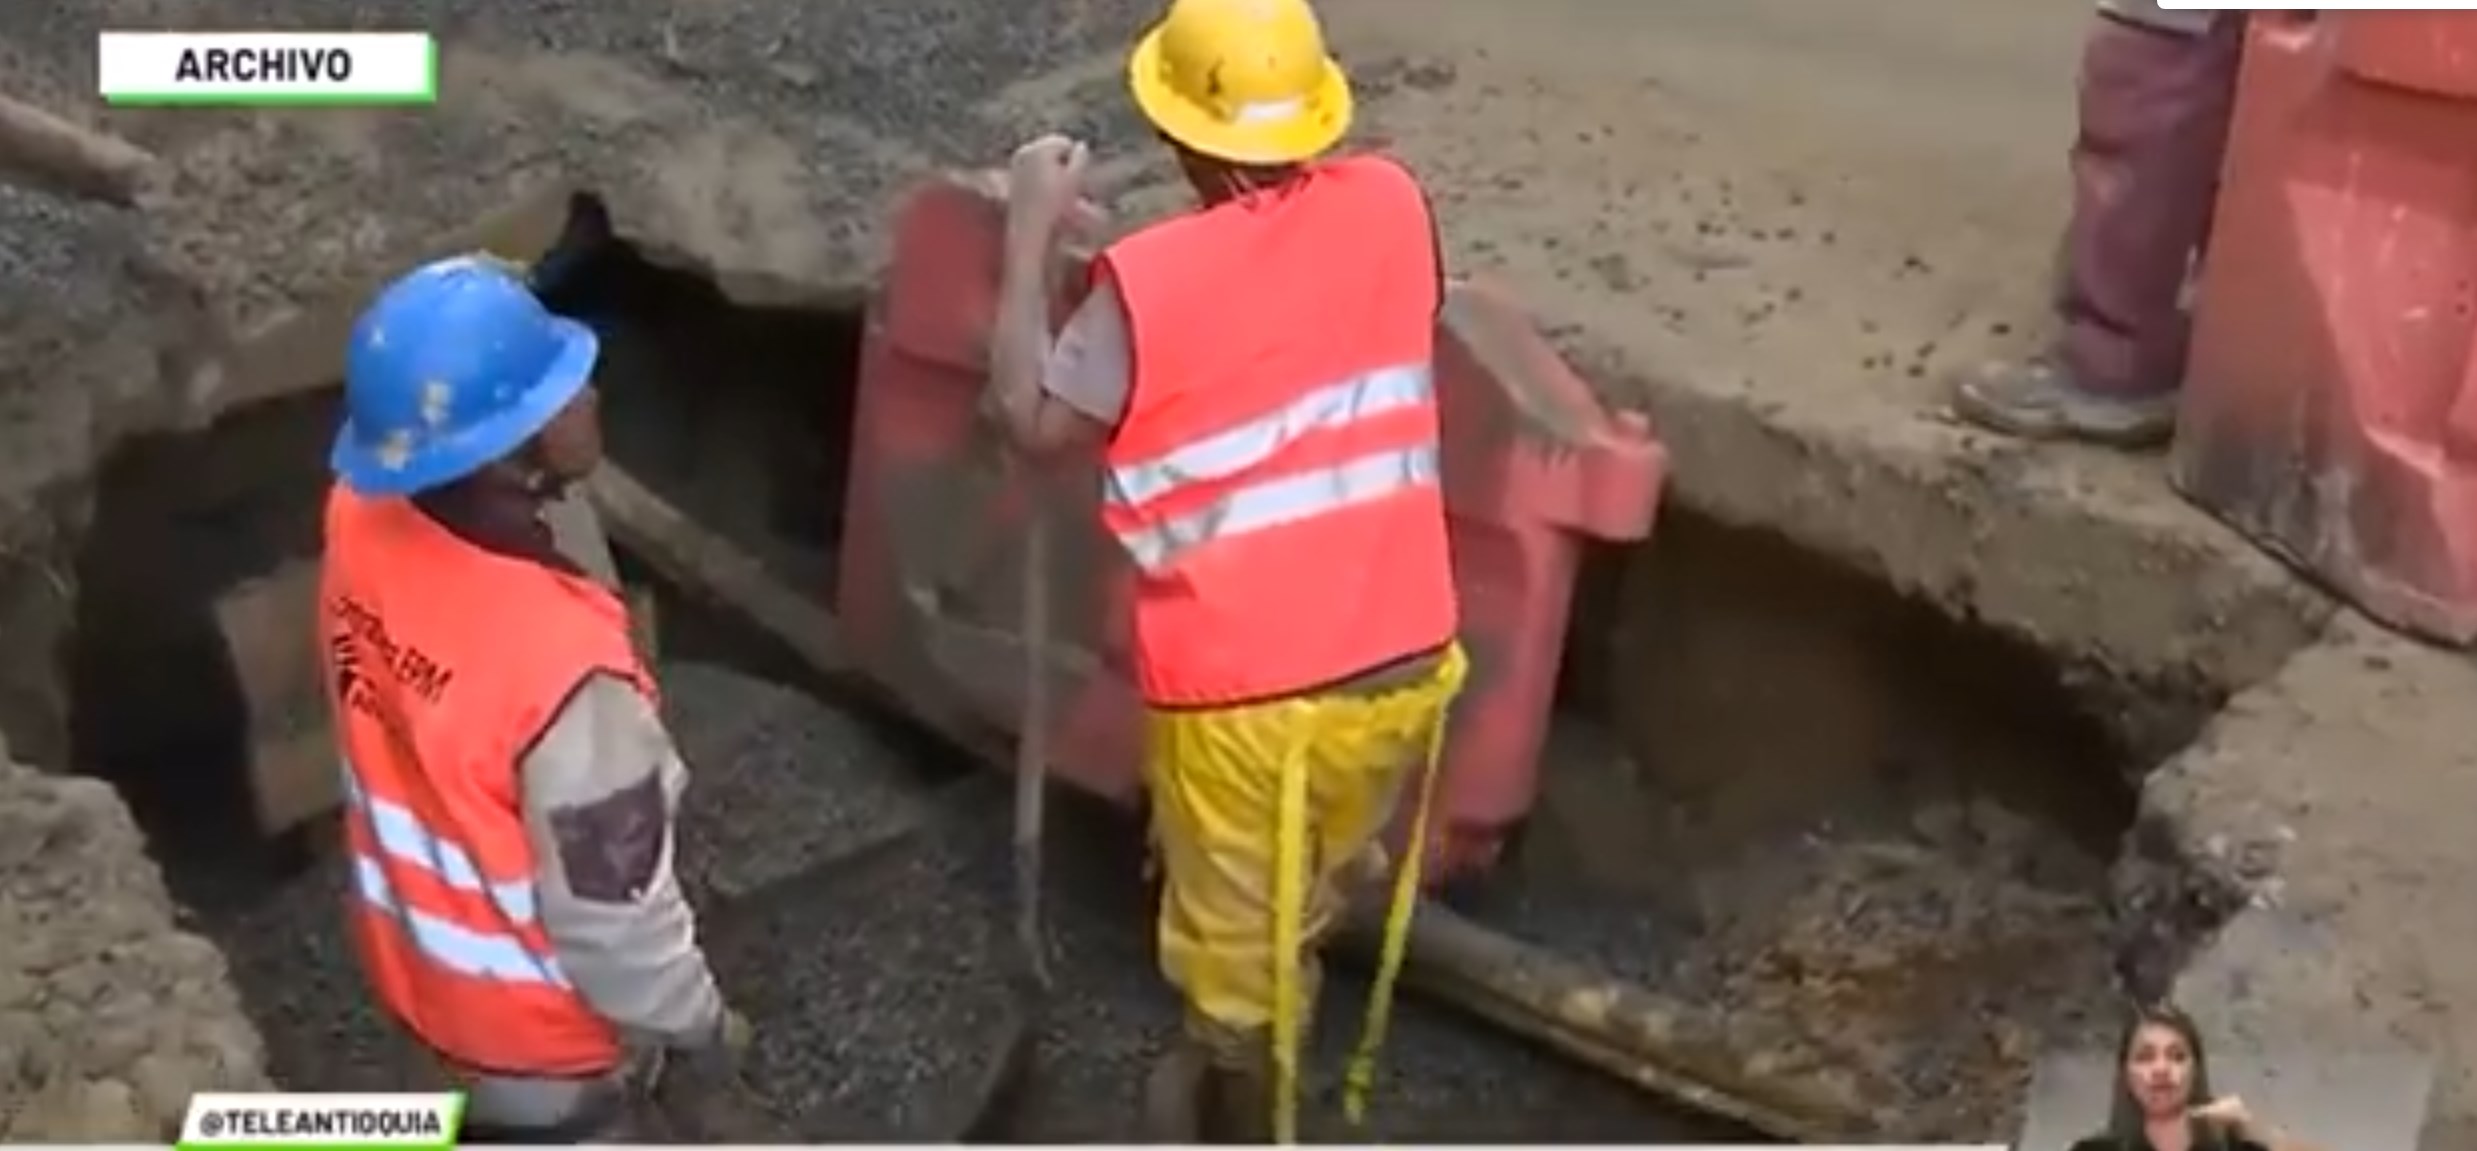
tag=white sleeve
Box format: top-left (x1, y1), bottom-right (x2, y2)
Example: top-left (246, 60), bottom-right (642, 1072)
top-left (518, 673), bottom-right (727, 1050)
top-left (1038, 280), bottom-right (1134, 426)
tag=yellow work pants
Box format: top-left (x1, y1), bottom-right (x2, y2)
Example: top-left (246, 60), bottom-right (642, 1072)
top-left (1145, 642), bottom-right (1468, 1142)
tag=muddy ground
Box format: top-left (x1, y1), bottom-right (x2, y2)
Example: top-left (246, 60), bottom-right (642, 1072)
top-left (1, 0), bottom-right (2472, 1145)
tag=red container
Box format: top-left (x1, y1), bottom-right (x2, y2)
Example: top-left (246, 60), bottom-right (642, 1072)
top-left (836, 176), bottom-right (1666, 881)
top-left (2173, 13), bottom-right (2477, 644)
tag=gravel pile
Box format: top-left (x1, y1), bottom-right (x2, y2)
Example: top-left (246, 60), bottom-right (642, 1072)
top-left (699, 798), bottom-right (1024, 1141)
top-left (661, 661), bottom-right (941, 903)
top-left (896, 779), bottom-right (1736, 1142)
top-left (1469, 793), bottom-right (2122, 1141)
top-left (0, 742), bottom-right (269, 1142)
top-left (1689, 799), bottom-right (2119, 1138)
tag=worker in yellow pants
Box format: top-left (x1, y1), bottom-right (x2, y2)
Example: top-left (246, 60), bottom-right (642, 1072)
top-left (975, 0), bottom-right (1467, 1137)
top-left (1145, 646), bottom-right (1466, 1142)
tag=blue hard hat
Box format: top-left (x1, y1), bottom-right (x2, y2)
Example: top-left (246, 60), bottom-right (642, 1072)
top-left (331, 255), bottom-right (601, 497)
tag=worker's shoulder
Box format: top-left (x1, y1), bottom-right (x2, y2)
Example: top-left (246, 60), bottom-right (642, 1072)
top-left (1333, 149), bottom-right (1423, 185)
top-left (523, 668), bottom-right (664, 779)
top-left (1329, 152), bottom-right (1439, 233)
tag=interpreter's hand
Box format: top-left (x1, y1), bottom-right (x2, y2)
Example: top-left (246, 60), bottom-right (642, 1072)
top-left (2189, 1094), bottom-right (2255, 1133)
top-left (1004, 133), bottom-right (1097, 252)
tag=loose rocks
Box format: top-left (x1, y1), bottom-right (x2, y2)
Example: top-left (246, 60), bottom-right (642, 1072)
top-left (699, 805), bottom-right (1025, 1141)
top-left (1481, 792), bottom-right (2121, 1141)
top-left (0, 747), bottom-right (269, 1141)
top-left (868, 779), bottom-right (1735, 1143)
top-left (663, 660), bottom-right (1039, 1138)
top-left (184, 852), bottom-right (438, 1096)
top-left (661, 660), bottom-right (941, 903)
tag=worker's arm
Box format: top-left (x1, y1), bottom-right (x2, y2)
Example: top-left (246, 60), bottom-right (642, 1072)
top-left (519, 671), bottom-right (731, 1051)
top-left (987, 233), bottom-right (1123, 454)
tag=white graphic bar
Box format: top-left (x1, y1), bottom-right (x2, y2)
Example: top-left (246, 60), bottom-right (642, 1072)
top-left (98, 32), bottom-right (438, 106)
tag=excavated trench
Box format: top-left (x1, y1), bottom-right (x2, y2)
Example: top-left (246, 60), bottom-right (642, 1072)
top-left (43, 217), bottom-right (2233, 1143)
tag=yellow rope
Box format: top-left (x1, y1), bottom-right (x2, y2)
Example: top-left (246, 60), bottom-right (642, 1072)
top-left (1340, 711), bottom-right (1450, 1127)
top-left (1268, 736), bottom-right (1314, 1145)
top-left (1270, 645), bottom-right (1464, 1140)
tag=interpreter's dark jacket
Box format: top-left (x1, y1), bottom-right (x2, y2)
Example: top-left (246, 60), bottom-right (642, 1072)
top-left (2067, 1135), bottom-right (2272, 1151)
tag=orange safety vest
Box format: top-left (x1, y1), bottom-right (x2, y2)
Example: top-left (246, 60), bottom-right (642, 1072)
top-left (318, 484), bottom-right (650, 1078)
top-left (1095, 154), bottom-right (1458, 707)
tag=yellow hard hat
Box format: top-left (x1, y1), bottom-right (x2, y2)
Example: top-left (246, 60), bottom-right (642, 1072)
top-left (1127, 0), bottom-right (1353, 166)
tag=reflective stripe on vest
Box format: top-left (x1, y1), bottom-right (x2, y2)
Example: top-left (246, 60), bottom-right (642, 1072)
top-left (1104, 361), bottom-right (1441, 572)
top-left (342, 767), bottom-right (569, 989)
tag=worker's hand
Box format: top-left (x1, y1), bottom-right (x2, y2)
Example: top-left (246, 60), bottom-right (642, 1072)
top-left (1003, 133), bottom-right (1094, 252)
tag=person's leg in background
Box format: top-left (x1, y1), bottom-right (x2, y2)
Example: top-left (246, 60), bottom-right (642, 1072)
top-left (1138, 651), bottom-right (1464, 1143)
top-left (1954, 11), bottom-right (2245, 447)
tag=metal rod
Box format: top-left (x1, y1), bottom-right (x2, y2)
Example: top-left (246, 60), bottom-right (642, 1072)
top-left (1014, 490), bottom-right (1055, 990)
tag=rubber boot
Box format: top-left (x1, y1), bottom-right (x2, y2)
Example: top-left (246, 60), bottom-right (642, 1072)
top-left (1199, 1057), bottom-right (1277, 1145)
top-left (1138, 1039), bottom-right (1211, 1143)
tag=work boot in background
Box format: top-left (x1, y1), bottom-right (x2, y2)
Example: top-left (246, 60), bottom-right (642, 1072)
top-left (1138, 1035), bottom-right (1212, 1142)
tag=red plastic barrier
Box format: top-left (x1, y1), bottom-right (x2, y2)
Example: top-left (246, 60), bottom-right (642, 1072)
top-left (2173, 13), bottom-right (2477, 644)
top-left (836, 176), bottom-right (1667, 881)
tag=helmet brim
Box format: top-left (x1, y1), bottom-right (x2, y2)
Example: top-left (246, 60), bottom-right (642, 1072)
top-left (332, 317), bottom-right (602, 498)
top-left (1128, 27), bottom-right (1353, 166)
